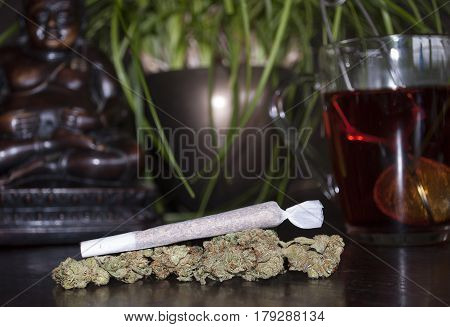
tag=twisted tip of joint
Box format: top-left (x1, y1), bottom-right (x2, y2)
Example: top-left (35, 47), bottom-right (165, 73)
top-left (285, 200), bottom-right (324, 229)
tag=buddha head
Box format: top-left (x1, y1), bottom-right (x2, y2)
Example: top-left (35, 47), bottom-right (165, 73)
top-left (24, 0), bottom-right (81, 50)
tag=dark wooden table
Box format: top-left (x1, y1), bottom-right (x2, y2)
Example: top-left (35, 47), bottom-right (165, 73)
top-left (0, 212), bottom-right (449, 307)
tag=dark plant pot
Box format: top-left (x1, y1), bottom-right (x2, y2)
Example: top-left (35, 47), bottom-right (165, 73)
top-left (145, 66), bottom-right (319, 211)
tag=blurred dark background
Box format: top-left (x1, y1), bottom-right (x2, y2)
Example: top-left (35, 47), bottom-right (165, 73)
top-left (0, 0), bottom-right (21, 34)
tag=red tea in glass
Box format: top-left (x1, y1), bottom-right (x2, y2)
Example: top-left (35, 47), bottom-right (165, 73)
top-left (324, 86), bottom-right (449, 243)
top-left (320, 35), bottom-right (449, 244)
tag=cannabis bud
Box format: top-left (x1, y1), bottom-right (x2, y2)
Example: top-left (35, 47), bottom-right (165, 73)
top-left (52, 229), bottom-right (345, 289)
top-left (96, 250), bottom-right (153, 284)
top-left (151, 245), bottom-right (203, 281)
top-left (195, 229), bottom-right (285, 284)
top-left (281, 235), bottom-right (345, 278)
top-left (52, 257), bottom-right (109, 290)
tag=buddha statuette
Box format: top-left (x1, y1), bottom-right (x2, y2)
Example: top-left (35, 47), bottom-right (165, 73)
top-left (0, 0), bottom-right (143, 187)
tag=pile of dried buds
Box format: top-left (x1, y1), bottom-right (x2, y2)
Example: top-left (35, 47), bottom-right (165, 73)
top-left (53, 229), bottom-right (344, 289)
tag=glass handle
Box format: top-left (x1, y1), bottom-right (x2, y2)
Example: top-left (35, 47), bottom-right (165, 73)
top-left (269, 75), bottom-right (338, 201)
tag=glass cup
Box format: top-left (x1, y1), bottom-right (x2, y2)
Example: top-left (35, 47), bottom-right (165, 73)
top-left (319, 35), bottom-right (449, 245)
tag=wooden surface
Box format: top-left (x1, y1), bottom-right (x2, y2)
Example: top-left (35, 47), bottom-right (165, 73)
top-left (0, 218), bottom-right (449, 307)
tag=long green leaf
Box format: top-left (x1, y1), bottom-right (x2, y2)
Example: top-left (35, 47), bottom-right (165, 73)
top-left (332, 5), bottom-right (343, 40)
top-left (112, 0), bottom-right (195, 198)
top-left (239, 0), bottom-right (252, 109)
top-left (198, 0), bottom-right (294, 211)
top-left (236, 0), bottom-right (293, 132)
top-left (0, 22), bottom-right (18, 45)
top-left (407, 0), bottom-right (422, 22)
top-left (378, 0), bottom-right (430, 33)
top-left (381, 8), bottom-right (394, 34)
top-left (431, 0), bottom-right (443, 34)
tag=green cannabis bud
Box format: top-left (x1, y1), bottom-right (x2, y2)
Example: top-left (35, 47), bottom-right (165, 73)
top-left (52, 257), bottom-right (109, 290)
top-left (52, 229), bottom-right (345, 289)
top-left (195, 229), bottom-right (284, 284)
top-left (96, 250), bottom-right (153, 284)
top-left (281, 235), bottom-right (345, 278)
top-left (151, 245), bottom-right (203, 281)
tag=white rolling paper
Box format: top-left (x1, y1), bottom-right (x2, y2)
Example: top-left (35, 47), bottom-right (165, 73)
top-left (80, 200), bottom-right (324, 258)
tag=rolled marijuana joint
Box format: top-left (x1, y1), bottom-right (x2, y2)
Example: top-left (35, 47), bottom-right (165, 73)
top-left (53, 230), bottom-right (345, 289)
top-left (53, 201), bottom-right (345, 289)
top-left (79, 201), bottom-right (324, 257)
